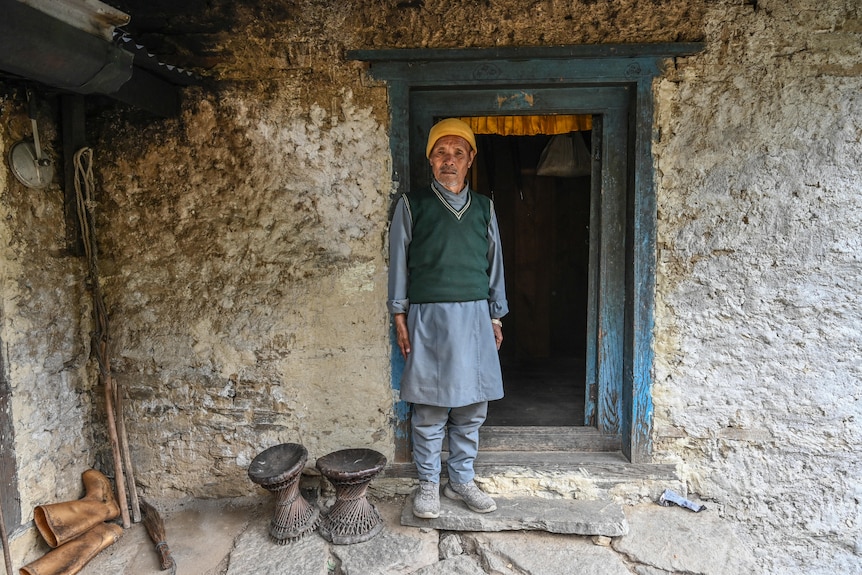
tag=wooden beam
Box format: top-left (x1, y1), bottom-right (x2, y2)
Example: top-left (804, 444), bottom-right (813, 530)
top-left (61, 94), bottom-right (86, 256)
top-left (349, 43), bottom-right (704, 63)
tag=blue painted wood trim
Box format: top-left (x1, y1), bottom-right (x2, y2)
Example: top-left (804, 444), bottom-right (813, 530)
top-left (386, 82), bottom-right (412, 462)
top-left (390, 321), bottom-right (412, 462)
top-left (584, 117), bottom-right (602, 427)
top-left (624, 78), bottom-right (659, 463)
top-left (355, 44), bottom-right (704, 464)
top-left (349, 44), bottom-right (704, 62)
top-left (387, 82), bottom-right (410, 209)
top-left (597, 107), bottom-right (628, 436)
top-left (364, 59), bottom-right (661, 87)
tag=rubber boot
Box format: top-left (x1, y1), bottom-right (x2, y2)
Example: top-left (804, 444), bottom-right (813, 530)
top-left (19, 522), bottom-right (123, 575)
top-left (33, 469), bottom-right (121, 548)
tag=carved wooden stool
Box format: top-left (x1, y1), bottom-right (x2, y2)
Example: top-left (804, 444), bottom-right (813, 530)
top-left (248, 443), bottom-right (319, 544)
top-left (315, 448), bottom-right (387, 544)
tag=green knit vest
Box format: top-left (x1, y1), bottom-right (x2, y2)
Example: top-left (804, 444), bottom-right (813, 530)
top-left (406, 186), bottom-right (492, 303)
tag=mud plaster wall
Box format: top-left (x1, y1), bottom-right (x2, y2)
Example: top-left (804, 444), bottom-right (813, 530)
top-left (0, 0), bottom-right (860, 574)
top-left (91, 91), bottom-right (394, 500)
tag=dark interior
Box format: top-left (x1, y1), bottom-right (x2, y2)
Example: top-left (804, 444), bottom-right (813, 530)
top-left (471, 133), bottom-right (592, 427)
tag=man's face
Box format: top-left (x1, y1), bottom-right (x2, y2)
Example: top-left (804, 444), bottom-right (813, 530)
top-left (428, 135), bottom-right (476, 194)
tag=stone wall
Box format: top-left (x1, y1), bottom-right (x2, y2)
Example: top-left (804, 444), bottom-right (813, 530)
top-left (652, 2), bottom-right (862, 572)
top-left (0, 90), bottom-right (97, 557)
top-left (1, 1), bottom-right (860, 573)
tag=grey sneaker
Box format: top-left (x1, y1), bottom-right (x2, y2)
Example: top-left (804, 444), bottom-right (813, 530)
top-left (413, 481), bottom-right (440, 519)
top-left (443, 480), bottom-right (497, 513)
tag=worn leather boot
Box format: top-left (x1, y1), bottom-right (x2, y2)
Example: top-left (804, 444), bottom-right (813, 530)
top-left (33, 469), bottom-right (121, 548)
top-left (19, 522), bottom-right (123, 575)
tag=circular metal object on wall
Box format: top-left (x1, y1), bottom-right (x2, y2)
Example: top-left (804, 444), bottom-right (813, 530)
top-left (8, 140), bottom-right (53, 189)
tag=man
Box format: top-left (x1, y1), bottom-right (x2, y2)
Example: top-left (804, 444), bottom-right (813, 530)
top-left (387, 118), bottom-right (508, 519)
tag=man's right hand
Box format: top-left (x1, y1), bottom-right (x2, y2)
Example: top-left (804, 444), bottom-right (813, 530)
top-left (394, 313), bottom-right (411, 358)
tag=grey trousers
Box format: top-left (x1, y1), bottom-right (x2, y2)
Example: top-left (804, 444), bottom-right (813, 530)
top-left (411, 402), bottom-right (488, 484)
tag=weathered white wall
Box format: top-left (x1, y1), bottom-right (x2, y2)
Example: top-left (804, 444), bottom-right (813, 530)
top-left (0, 93), bottom-right (97, 567)
top-left (1, 1), bottom-right (860, 573)
top-left (652, 1), bottom-right (862, 573)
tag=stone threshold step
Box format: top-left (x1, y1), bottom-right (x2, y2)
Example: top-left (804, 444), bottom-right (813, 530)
top-left (385, 451), bottom-right (680, 485)
top-left (479, 425), bottom-right (622, 452)
top-left (437, 426), bottom-right (623, 452)
top-left (400, 494), bottom-right (628, 537)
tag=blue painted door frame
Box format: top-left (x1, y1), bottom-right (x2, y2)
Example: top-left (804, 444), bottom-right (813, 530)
top-left (351, 44), bottom-right (702, 463)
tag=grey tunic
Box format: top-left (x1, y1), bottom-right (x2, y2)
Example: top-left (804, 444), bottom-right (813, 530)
top-left (387, 182), bottom-right (508, 407)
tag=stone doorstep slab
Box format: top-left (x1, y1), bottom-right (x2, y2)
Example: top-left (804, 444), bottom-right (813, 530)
top-left (400, 494), bottom-right (628, 537)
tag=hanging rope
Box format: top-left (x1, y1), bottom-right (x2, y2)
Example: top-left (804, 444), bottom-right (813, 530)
top-left (73, 148), bottom-right (140, 526)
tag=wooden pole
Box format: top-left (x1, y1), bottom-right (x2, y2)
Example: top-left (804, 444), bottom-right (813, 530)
top-left (113, 375), bottom-right (140, 522)
top-left (0, 496), bottom-right (15, 575)
top-left (93, 281), bottom-right (134, 527)
top-left (102, 371), bottom-right (130, 528)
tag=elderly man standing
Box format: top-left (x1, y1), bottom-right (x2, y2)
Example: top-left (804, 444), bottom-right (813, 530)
top-left (388, 118), bottom-right (508, 519)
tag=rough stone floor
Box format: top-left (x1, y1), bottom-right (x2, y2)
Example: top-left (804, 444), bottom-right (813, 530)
top-left (77, 494), bottom-right (756, 575)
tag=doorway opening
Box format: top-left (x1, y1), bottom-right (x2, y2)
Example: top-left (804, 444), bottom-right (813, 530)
top-left (467, 130), bottom-right (592, 427)
top-left (407, 88), bottom-right (627, 453)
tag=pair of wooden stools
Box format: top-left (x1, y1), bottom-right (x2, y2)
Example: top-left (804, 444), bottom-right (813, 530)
top-left (248, 444), bottom-right (387, 545)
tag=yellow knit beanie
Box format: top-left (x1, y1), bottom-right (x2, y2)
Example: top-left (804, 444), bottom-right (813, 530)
top-left (425, 118), bottom-right (477, 158)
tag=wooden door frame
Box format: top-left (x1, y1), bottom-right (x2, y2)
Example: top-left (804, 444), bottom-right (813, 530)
top-left (351, 44), bottom-right (703, 463)
top-left (409, 86), bottom-right (629, 437)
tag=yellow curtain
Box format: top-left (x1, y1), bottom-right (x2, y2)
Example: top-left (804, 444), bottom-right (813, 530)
top-left (459, 114), bottom-right (592, 136)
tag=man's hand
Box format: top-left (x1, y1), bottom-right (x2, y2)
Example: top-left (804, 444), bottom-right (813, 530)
top-left (394, 313), bottom-right (411, 358)
top-left (492, 323), bottom-right (503, 350)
